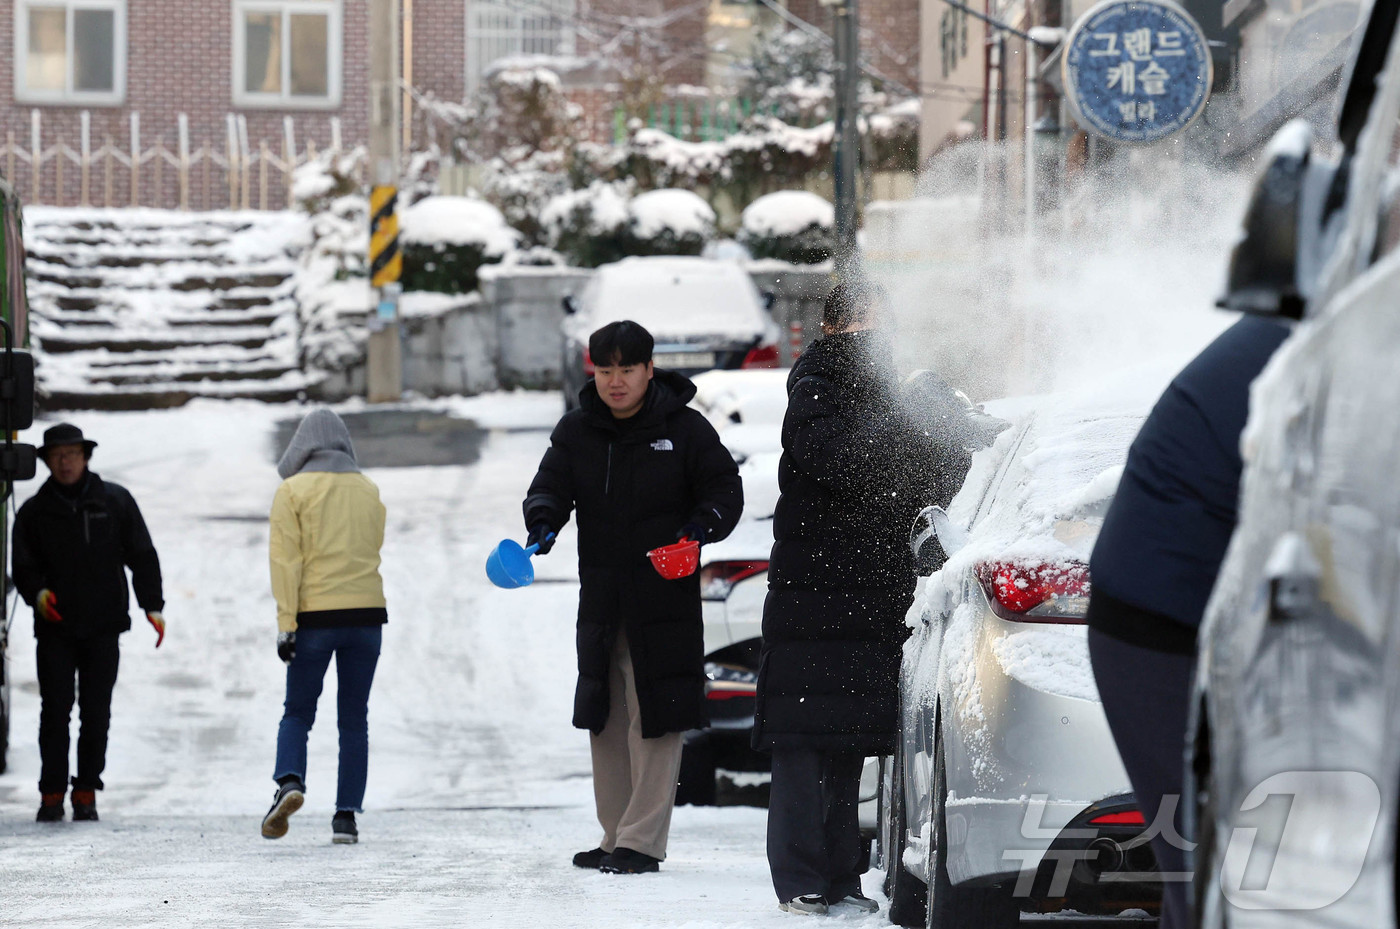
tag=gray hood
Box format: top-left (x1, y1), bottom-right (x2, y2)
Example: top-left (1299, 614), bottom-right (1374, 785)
top-left (277, 409), bottom-right (359, 478)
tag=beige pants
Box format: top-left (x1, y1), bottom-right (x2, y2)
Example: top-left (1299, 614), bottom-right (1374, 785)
top-left (590, 630), bottom-right (684, 860)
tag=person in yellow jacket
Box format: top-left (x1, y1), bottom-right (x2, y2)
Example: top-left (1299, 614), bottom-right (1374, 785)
top-left (261, 409), bottom-right (387, 845)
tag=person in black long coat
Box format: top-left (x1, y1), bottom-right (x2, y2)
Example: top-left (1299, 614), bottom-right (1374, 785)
top-left (12, 423), bottom-right (165, 824)
top-left (1087, 316), bottom-right (1289, 929)
top-left (754, 283), bottom-right (969, 914)
top-left (523, 320), bottom-right (743, 874)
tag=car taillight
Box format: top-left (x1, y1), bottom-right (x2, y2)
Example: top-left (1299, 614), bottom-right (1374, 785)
top-left (704, 661), bottom-right (759, 699)
top-left (741, 344), bottom-right (780, 369)
top-left (974, 560), bottom-right (1091, 622)
top-left (583, 348), bottom-right (595, 376)
top-left (1089, 810), bottom-right (1146, 826)
top-left (700, 560), bottom-right (768, 600)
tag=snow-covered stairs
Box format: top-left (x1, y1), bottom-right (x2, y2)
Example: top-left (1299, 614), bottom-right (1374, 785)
top-left (25, 208), bottom-right (316, 410)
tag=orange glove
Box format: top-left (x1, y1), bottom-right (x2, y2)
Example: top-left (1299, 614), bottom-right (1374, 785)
top-left (146, 611), bottom-right (166, 648)
top-left (36, 589), bottom-right (62, 623)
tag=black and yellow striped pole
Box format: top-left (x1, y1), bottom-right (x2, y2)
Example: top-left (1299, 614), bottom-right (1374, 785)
top-left (369, 185), bottom-right (401, 290)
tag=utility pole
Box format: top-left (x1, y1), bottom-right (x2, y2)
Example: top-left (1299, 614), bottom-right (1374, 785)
top-left (367, 0), bottom-right (403, 403)
top-left (826, 0), bottom-right (860, 278)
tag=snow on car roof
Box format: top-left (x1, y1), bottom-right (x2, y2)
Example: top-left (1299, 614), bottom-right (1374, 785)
top-left (572, 257), bottom-right (772, 341)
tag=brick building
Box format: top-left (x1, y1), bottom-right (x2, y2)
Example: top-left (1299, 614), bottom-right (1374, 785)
top-left (0, 0), bottom-right (715, 209)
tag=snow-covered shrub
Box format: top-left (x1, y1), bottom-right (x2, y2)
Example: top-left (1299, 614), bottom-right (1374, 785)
top-left (740, 26), bottom-right (835, 125)
top-left (622, 189), bottom-right (716, 257)
top-left (478, 151), bottom-right (571, 246)
top-left (399, 196), bottom-right (521, 294)
top-left (540, 181), bottom-right (632, 268)
top-left (738, 190), bottom-right (835, 264)
top-left (868, 99), bottom-right (921, 173)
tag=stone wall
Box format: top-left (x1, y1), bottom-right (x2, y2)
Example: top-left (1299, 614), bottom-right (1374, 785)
top-left (316, 262), bottom-right (835, 399)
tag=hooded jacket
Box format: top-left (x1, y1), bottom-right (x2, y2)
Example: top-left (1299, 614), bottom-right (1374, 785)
top-left (13, 471), bottom-right (163, 639)
top-left (524, 369), bottom-right (744, 737)
top-left (753, 330), bottom-right (966, 754)
top-left (270, 410), bottom-right (387, 633)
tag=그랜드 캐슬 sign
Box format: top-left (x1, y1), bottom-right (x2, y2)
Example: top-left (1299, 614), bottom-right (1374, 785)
top-left (1062, 0), bottom-right (1213, 144)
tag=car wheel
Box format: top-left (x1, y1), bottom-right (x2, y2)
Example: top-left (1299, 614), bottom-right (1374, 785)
top-left (885, 728), bottom-right (928, 927)
top-left (925, 733), bottom-right (1018, 929)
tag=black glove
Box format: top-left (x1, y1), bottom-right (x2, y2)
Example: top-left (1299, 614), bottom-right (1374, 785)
top-left (677, 523), bottom-right (707, 545)
top-left (277, 631), bottom-right (296, 665)
top-left (528, 523), bottom-right (556, 555)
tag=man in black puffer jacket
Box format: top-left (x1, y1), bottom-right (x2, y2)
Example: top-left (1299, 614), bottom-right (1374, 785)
top-left (13, 423), bottom-right (165, 824)
top-left (754, 283), bottom-right (970, 915)
top-left (524, 320), bottom-right (742, 875)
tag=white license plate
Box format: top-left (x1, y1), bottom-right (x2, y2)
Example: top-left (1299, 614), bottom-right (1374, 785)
top-left (656, 352), bottom-right (717, 369)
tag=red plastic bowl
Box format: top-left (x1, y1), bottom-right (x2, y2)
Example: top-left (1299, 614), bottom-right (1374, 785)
top-left (647, 539), bottom-right (700, 580)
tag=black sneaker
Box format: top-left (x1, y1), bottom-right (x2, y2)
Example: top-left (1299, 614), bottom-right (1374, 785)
top-left (36, 793), bottom-right (65, 823)
top-left (572, 846), bottom-right (608, 869)
top-left (332, 811), bottom-right (358, 845)
top-left (71, 790), bottom-right (98, 822)
top-left (599, 847), bottom-right (661, 874)
top-left (260, 779), bottom-right (305, 839)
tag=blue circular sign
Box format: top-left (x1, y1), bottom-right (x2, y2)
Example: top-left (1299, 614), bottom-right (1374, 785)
top-left (1062, 0), bottom-right (1212, 144)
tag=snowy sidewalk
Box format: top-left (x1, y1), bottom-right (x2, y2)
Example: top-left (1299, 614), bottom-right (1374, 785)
top-left (0, 396), bottom-right (888, 929)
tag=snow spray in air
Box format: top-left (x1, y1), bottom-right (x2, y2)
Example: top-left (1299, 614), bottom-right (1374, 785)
top-left (862, 140), bottom-right (1251, 402)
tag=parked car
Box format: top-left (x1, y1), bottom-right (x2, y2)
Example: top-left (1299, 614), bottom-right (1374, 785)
top-left (1190, 6), bottom-right (1400, 925)
top-left (883, 370), bottom-right (1180, 928)
top-left (559, 257), bottom-right (782, 411)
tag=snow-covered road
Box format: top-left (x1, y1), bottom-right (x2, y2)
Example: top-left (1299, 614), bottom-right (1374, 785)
top-left (0, 395), bottom-right (887, 928)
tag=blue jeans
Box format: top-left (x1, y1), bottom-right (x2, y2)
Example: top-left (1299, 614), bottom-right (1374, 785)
top-left (274, 625), bottom-right (382, 812)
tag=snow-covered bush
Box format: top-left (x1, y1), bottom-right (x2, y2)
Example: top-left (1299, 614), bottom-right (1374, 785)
top-left (738, 190), bottom-right (835, 264)
top-left (399, 196), bottom-right (521, 294)
top-left (621, 189), bottom-right (716, 257)
top-left (478, 151), bottom-right (571, 246)
top-left (540, 181), bottom-right (632, 268)
top-left (740, 26), bottom-right (835, 125)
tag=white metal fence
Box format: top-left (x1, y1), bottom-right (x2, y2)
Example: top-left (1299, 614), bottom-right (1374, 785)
top-left (0, 109), bottom-right (362, 211)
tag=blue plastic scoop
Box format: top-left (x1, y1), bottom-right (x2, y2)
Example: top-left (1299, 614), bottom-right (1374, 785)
top-left (485, 536), bottom-right (552, 589)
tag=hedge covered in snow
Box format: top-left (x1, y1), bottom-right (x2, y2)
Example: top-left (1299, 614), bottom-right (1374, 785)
top-left (623, 189), bottom-right (716, 257)
top-left (738, 190), bottom-right (834, 264)
top-left (398, 196), bottom-right (521, 294)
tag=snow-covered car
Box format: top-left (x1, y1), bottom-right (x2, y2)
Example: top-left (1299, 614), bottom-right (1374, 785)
top-left (559, 257), bottom-right (783, 411)
top-left (882, 371), bottom-right (1176, 928)
top-left (1189, 8), bottom-right (1400, 925)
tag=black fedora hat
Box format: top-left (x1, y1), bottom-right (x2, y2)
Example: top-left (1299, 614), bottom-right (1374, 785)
top-left (38, 423), bottom-right (97, 458)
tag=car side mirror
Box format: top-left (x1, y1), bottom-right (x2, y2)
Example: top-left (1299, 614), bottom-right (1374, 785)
top-left (761, 291), bottom-right (776, 312)
top-left (561, 295), bottom-right (579, 316)
top-left (1217, 121), bottom-right (1344, 321)
top-left (910, 506), bottom-right (967, 573)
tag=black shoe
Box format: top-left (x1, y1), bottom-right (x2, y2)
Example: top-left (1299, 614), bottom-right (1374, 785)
top-left (71, 790), bottom-right (99, 822)
top-left (36, 793), bottom-right (65, 823)
top-left (573, 846), bottom-right (608, 869)
top-left (260, 778), bottom-right (305, 839)
top-left (332, 811), bottom-right (358, 845)
top-left (599, 847), bottom-right (661, 874)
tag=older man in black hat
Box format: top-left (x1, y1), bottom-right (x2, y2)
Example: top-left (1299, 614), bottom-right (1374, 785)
top-left (12, 423), bottom-right (165, 822)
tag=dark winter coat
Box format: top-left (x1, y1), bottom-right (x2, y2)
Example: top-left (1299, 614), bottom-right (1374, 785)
top-left (1088, 316), bottom-right (1291, 653)
top-left (524, 370), bottom-right (743, 738)
top-left (753, 330), bottom-right (969, 755)
top-left (13, 471), bottom-right (164, 640)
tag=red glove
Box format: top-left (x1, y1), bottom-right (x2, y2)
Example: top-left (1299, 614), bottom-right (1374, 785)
top-left (36, 589), bottom-right (62, 623)
top-left (147, 611), bottom-right (166, 648)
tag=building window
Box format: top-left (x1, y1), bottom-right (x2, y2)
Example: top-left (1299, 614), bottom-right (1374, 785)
top-left (13, 0), bottom-right (126, 105)
top-left (466, 0), bottom-right (575, 92)
top-left (234, 0), bottom-right (341, 108)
